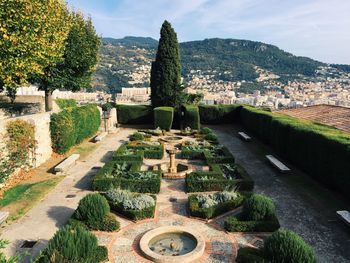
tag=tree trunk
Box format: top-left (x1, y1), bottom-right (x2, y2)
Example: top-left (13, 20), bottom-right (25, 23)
top-left (45, 90), bottom-right (53, 112)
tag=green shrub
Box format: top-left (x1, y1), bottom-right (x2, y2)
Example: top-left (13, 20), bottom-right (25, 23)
top-left (239, 105), bottom-right (350, 200)
top-left (105, 189), bottom-right (156, 220)
top-left (130, 132), bottom-right (145, 141)
top-left (204, 133), bottom-right (218, 142)
top-left (73, 193), bottom-right (119, 231)
top-left (50, 104), bottom-right (101, 154)
top-left (204, 147), bottom-right (235, 164)
top-left (199, 104), bottom-right (242, 124)
top-left (154, 107), bottom-right (174, 131)
top-left (188, 191), bottom-right (244, 219)
top-left (116, 104), bottom-right (153, 124)
top-left (55, 98), bottom-right (77, 109)
top-left (183, 105), bottom-right (200, 130)
top-left (264, 230), bottom-right (316, 263)
top-left (243, 194), bottom-right (276, 221)
top-left (37, 225), bottom-right (107, 263)
top-left (224, 214), bottom-right (280, 232)
top-left (200, 127), bottom-right (213, 135)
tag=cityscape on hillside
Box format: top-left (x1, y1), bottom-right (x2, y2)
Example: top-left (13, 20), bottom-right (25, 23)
top-left (93, 37), bottom-right (350, 109)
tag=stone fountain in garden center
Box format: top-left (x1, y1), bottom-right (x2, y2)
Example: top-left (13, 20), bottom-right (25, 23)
top-left (162, 147), bottom-right (193, 179)
top-left (139, 226), bottom-right (205, 263)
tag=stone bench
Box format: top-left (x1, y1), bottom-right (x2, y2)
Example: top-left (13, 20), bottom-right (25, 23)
top-left (54, 154), bottom-right (80, 174)
top-left (238, 131), bottom-right (251, 141)
top-left (94, 132), bottom-right (108, 142)
top-left (0, 211), bottom-right (9, 225)
top-left (336, 210), bottom-right (350, 226)
top-left (266, 155), bottom-right (291, 173)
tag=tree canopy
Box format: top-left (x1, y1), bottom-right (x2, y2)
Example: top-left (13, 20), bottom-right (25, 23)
top-left (150, 20), bottom-right (184, 108)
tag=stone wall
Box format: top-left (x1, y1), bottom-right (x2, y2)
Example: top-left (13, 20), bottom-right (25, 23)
top-left (0, 112), bottom-right (52, 168)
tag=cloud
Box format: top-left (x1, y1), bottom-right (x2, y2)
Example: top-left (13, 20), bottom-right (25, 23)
top-left (66, 0), bottom-right (350, 64)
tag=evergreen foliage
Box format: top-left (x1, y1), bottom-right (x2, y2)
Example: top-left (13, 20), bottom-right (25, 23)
top-left (264, 230), bottom-right (316, 263)
top-left (183, 105), bottom-right (200, 130)
top-left (37, 225), bottom-right (108, 263)
top-left (242, 194), bottom-right (276, 221)
top-left (154, 107), bottom-right (174, 131)
top-left (55, 99), bottom-right (77, 109)
top-left (116, 104), bottom-right (153, 124)
top-left (150, 21), bottom-right (184, 108)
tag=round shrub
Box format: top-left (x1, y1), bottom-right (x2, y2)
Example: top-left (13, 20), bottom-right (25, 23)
top-left (204, 133), bottom-right (218, 142)
top-left (200, 127), bottom-right (213, 135)
top-left (74, 193), bottom-right (109, 223)
top-left (37, 225), bottom-right (107, 263)
top-left (264, 230), bottom-right (316, 263)
top-left (242, 194), bottom-right (276, 221)
top-left (88, 213), bottom-right (120, 231)
top-left (130, 132), bottom-right (144, 141)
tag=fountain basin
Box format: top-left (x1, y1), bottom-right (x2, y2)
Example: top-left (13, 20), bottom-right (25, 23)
top-left (160, 136), bottom-right (183, 143)
top-left (140, 226), bottom-right (205, 263)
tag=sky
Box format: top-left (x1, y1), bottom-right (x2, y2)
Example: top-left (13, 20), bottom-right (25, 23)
top-left (66, 0), bottom-right (350, 64)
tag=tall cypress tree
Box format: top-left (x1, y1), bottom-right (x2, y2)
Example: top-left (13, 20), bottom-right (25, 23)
top-left (150, 20), bottom-right (184, 108)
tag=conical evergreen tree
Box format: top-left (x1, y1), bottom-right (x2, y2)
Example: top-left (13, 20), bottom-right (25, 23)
top-left (150, 20), bottom-right (184, 108)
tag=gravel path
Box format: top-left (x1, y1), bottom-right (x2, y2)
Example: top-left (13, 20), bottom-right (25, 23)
top-left (0, 128), bottom-right (133, 262)
top-left (211, 124), bottom-right (350, 263)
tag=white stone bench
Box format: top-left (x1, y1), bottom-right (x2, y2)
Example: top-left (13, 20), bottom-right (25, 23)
top-left (238, 131), bottom-right (251, 141)
top-left (266, 155), bottom-right (291, 173)
top-left (337, 210), bottom-right (350, 226)
top-left (54, 154), bottom-right (80, 174)
top-left (94, 132), bottom-right (107, 142)
top-left (0, 211), bottom-right (9, 225)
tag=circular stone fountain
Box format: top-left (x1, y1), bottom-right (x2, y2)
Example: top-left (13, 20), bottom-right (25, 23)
top-left (140, 226), bottom-right (205, 263)
top-left (160, 136), bottom-right (184, 144)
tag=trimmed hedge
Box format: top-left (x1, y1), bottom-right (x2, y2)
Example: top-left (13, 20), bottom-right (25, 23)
top-left (186, 164), bottom-right (254, 192)
top-left (116, 104), bottom-right (153, 124)
top-left (183, 105), bottom-right (200, 130)
top-left (113, 144), bottom-right (144, 162)
top-left (50, 104), bottom-right (100, 154)
top-left (204, 147), bottom-right (235, 164)
top-left (127, 144), bottom-right (164, 159)
top-left (240, 105), bottom-right (350, 199)
top-left (236, 247), bottom-right (266, 263)
top-left (188, 193), bottom-right (244, 219)
top-left (92, 160), bottom-right (161, 193)
top-left (109, 195), bottom-right (157, 221)
top-left (55, 98), bottom-right (77, 109)
top-left (154, 107), bottom-right (174, 131)
top-left (225, 214), bottom-right (280, 232)
top-left (199, 104), bottom-right (241, 124)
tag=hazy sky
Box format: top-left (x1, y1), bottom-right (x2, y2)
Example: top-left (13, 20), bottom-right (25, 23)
top-left (66, 0), bottom-right (350, 64)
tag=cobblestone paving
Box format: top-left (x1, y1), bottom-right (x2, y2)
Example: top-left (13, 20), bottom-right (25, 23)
top-left (95, 179), bottom-right (245, 263)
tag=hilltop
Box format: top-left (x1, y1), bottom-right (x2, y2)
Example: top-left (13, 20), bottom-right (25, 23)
top-left (92, 36), bottom-right (347, 94)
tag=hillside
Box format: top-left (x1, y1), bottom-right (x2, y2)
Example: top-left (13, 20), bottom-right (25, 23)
top-left (91, 36), bottom-right (338, 94)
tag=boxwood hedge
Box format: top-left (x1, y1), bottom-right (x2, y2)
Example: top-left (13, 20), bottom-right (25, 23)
top-left (188, 193), bottom-right (244, 219)
top-left (116, 104), bottom-right (153, 124)
top-left (154, 107), bottom-right (174, 131)
top-left (183, 105), bottom-right (200, 130)
top-left (199, 104), bottom-right (241, 124)
top-left (50, 104), bottom-right (100, 154)
top-left (239, 105), bottom-right (350, 199)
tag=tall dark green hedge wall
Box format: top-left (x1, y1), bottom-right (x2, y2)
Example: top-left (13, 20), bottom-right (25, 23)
top-left (239, 106), bottom-right (350, 200)
top-left (116, 104), bottom-right (153, 124)
top-left (154, 107), bottom-right (174, 131)
top-left (50, 104), bottom-right (101, 154)
top-left (199, 104), bottom-right (241, 124)
top-left (183, 105), bottom-right (200, 129)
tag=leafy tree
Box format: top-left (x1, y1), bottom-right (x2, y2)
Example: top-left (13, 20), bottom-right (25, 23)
top-left (34, 12), bottom-right (101, 111)
top-left (0, 0), bottom-right (71, 101)
top-left (150, 20), bottom-right (184, 108)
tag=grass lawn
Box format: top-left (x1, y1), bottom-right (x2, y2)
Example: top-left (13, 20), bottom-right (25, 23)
top-left (73, 143), bottom-right (97, 160)
top-left (0, 177), bottom-right (63, 223)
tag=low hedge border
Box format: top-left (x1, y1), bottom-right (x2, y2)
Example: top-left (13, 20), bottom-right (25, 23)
top-left (204, 147), bottom-right (235, 164)
top-left (109, 195), bottom-right (157, 221)
top-left (224, 213), bottom-right (280, 232)
top-left (188, 194), bottom-right (244, 219)
top-left (186, 164), bottom-right (254, 192)
top-left (236, 247), bottom-right (266, 263)
top-left (127, 144), bottom-right (164, 159)
top-left (113, 144), bottom-right (144, 162)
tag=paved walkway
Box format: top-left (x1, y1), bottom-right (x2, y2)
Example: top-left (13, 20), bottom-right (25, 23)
top-left (0, 128), bottom-right (133, 261)
top-left (95, 179), bottom-right (239, 263)
top-left (211, 124), bottom-right (350, 263)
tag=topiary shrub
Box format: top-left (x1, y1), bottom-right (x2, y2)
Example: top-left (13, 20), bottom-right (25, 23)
top-left (200, 127), bottom-right (213, 135)
top-left (242, 194), bottom-right (276, 221)
top-left (116, 104), bottom-right (153, 124)
top-left (73, 193), bottom-right (119, 231)
top-left (37, 225), bottom-right (108, 263)
top-left (204, 133), bottom-right (218, 143)
top-left (183, 105), bottom-right (200, 130)
top-left (264, 230), bottom-right (316, 263)
top-left (130, 132), bottom-right (145, 141)
top-left (154, 107), bottom-right (174, 131)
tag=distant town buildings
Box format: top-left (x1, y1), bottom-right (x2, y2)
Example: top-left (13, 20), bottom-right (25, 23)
top-left (115, 87), bottom-right (150, 104)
